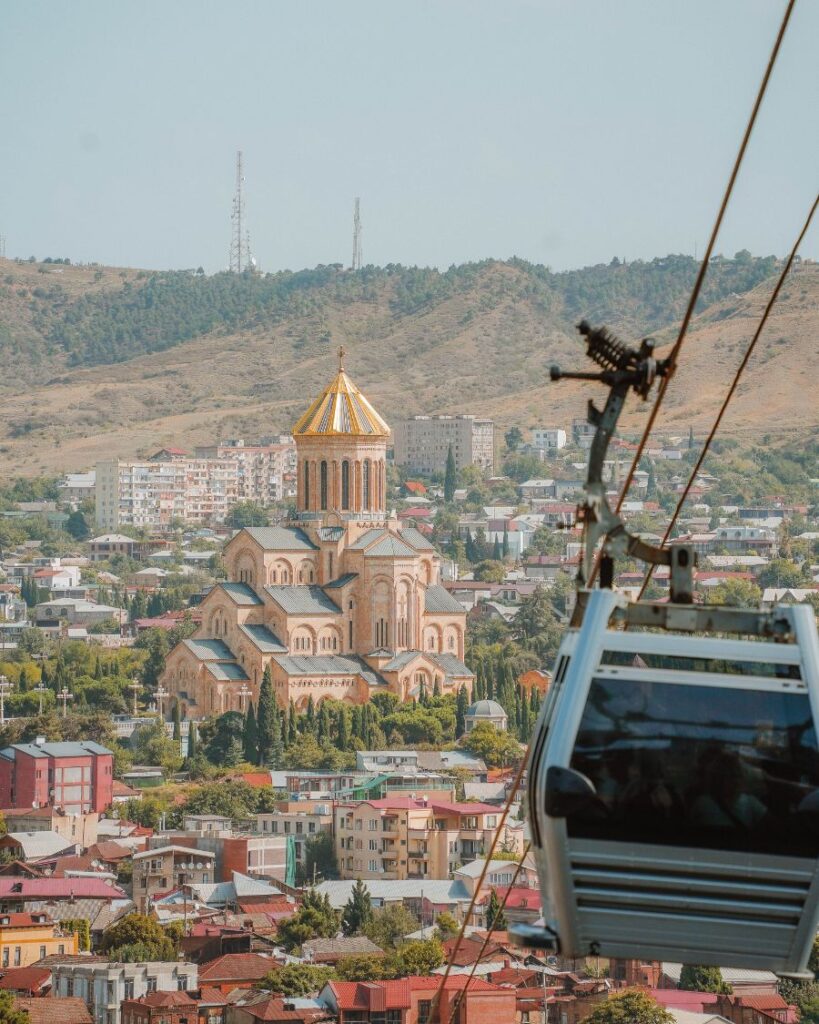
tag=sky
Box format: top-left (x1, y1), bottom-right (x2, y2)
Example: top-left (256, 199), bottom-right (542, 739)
top-left (0, 1), bottom-right (816, 274)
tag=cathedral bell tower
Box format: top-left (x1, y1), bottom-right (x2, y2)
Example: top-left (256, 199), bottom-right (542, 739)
top-left (292, 348), bottom-right (390, 522)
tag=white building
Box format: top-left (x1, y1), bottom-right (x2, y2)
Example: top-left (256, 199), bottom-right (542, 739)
top-left (51, 959), bottom-right (198, 1024)
top-left (393, 415), bottom-right (494, 476)
top-left (194, 437), bottom-right (297, 504)
top-left (532, 428), bottom-right (567, 452)
top-left (58, 471), bottom-right (96, 506)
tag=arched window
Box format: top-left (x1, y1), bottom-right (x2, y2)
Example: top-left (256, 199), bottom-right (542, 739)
top-left (303, 462), bottom-right (310, 510)
top-left (362, 460), bottom-right (371, 510)
top-left (341, 461), bottom-right (350, 511)
top-left (320, 461), bottom-right (328, 510)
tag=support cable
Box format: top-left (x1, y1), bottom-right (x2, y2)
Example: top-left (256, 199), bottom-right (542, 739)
top-left (636, 191), bottom-right (818, 599)
top-left (587, 0), bottom-right (797, 588)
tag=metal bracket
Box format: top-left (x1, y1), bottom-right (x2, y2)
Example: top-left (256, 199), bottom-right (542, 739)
top-left (553, 321), bottom-right (696, 608)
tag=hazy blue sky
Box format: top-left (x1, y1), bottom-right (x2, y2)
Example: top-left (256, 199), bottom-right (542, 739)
top-left (1, 1), bottom-right (816, 273)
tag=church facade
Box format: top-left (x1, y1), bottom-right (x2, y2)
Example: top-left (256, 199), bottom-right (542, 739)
top-left (161, 353), bottom-right (472, 718)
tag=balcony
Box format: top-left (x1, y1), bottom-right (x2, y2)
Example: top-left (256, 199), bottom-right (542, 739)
top-left (381, 848), bottom-right (398, 860)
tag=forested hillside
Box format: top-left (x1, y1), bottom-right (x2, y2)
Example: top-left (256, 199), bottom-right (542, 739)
top-left (1, 252), bottom-right (816, 477)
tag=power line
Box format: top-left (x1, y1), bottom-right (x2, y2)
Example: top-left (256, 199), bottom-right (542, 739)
top-left (586, 0), bottom-right (797, 589)
top-left (636, 191), bottom-right (818, 599)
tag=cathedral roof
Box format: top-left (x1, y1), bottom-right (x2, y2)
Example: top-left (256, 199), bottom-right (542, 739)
top-left (292, 349), bottom-right (390, 438)
top-left (241, 526), bottom-right (318, 551)
top-left (424, 584), bottom-right (466, 614)
top-left (265, 585), bottom-right (341, 614)
top-left (220, 582), bottom-right (264, 605)
top-left (272, 654), bottom-right (385, 687)
top-left (238, 623), bottom-right (288, 652)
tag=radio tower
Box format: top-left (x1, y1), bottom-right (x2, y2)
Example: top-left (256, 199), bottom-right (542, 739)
top-left (351, 197), bottom-right (362, 271)
top-left (229, 151), bottom-right (255, 273)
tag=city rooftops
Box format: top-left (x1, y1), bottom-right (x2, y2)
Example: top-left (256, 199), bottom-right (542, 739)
top-left (133, 845), bottom-right (216, 861)
top-left (0, 740), bottom-right (112, 761)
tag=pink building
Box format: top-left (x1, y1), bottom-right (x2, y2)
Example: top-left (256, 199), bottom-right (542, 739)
top-left (0, 740), bottom-right (113, 813)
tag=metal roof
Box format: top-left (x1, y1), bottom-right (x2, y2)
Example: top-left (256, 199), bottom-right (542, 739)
top-left (380, 651), bottom-right (424, 672)
top-left (430, 653), bottom-right (473, 678)
top-left (365, 535), bottom-right (418, 558)
top-left (264, 585), bottom-right (340, 615)
top-left (292, 360), bottom-right (390, 437)
top-left (272, 654), bottom-right (384, 687)
top-left (323, 573), bottom-right (358, 589)
top-left (206, 662), bottom-right (249, 682)
top-left (133, 845), bottom-right (215, 861)
top-left (182, 638), bottom-right (234, 660)
top-left (240, 526), bottom-right (318, 551)
top-left (315, 878), bottom-right (470, 908)
top-left (400, 527), bottom-right (435, 551)
top-left (1, 741), bottom-right (112, 760)
top-left (5, 832), bottom-right (76, 859)
top-left (238, 623), bottom-right (288, 653)
top-left (219, 582), bottom-right (263, 606)
top-left (347, 529), bottom-right (388, 550)
top-left (424, 584), bottom-right (465, 614)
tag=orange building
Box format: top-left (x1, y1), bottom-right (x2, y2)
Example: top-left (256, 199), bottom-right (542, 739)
top-left (162, 351), bottom-right (472, 718)
top-left (0, 912), bottom-right (78, 969)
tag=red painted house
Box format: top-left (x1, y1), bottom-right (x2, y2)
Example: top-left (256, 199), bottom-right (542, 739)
top-left (0, 740), bottom-right (113, 813)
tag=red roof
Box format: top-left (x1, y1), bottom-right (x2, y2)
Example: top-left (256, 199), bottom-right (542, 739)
top-left (348, 797), bottom-right (498, 816)
top-left (404, 481), bottom-right (427, 495)
top-left (198, 953), bottom-right (278, 982)
top-left (14, 997), bottom-right (92, 1024)
top-left (124, 992), bottom-right (198, 1008)
top-left (0, 966), bottom-right (51, 994)
top-left (329, 976), bottom-right (499, 1011)
top-left (721, 994), bottom-right (789, 1010)
top-left (649, 990), bottom-right (712, 1012)
top-left (234, 995), bottom-right (332, 1022)
top-left (0, 913), bottom-right (55, 927)
top-left (442, 935), bottom-right (505, 967)
top-left (239, 772), bottom-right (275, 789)
top-left (428, 800), bottom-right (500, 815)
top-left (477, 887), bottom-right (542, 912)
top-left (0, 878), bottom-right (124, 900)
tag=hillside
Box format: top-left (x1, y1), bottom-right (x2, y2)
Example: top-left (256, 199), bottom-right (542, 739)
top-left (1, 254), bottom-right (817, 477)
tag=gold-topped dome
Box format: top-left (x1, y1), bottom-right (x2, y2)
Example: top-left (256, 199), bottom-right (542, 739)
top-left (293, 348), bottom-right (390, 437)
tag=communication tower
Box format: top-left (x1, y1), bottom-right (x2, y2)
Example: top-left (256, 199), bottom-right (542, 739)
top-left (229, 151), bottom-right (255, 273)
top-left (0, 235), bottom-right (6, 259)
top-left (351, 197), bottom-right (362, 271)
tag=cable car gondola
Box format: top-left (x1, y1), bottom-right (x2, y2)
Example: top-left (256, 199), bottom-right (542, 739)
top-left (515, 322), bottom-right (819, 975)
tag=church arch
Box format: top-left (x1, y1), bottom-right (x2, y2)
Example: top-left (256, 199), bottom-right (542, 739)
top-left (290, 625), bottom-right (317, 654)
top-left (424, 624), bottom-right (442, 653)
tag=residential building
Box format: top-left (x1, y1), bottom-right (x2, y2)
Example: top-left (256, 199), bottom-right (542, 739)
top-left (58, 472), bottom-right (96, 506)
top-left (121, 991), bottom-right (203, 1024)
top-left (0, 876), bottom-right (126, 910)
top-left (227, 995), bottom-right (329, 1024)
top-left (95, 457), bottom-right (240, 532)
top-left (394, 415), bottom-right (495, 476)
top-left (132, 846), bottom-right (215, 912)
top-left (161, 354), bottom-right (472, 718)
top-left (713, 525), bottom-right (778, 556)
top-left (334, 797), bottom-right (521, 881)
top-left (571, 418), bottom-right (596, 449)
top-left (50, 957), bottom-right (198, 1024)
top-left (532, 428), bottom-right (567, 452)
top-left (255, 808), bottom-right (332, 873)
top-left (0, 913), bottom-right (78, 968)
top-left (88, 535), bottom-right (140, 563)
top-left (197, 953), bottom-right (278, 993)
top-left (33, 597), bottom-right (127, 630)
top-left (0, 740), bottom-right (114, 814)
top-left (194, 438), bottom-right (297, 506)
top-left (320, 975), bottom-right (516, 1024)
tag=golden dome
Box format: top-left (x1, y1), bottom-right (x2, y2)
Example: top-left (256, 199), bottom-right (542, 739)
top-left (293, 348), bottom-right (390, 437)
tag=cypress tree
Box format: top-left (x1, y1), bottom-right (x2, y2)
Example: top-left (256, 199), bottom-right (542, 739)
top-left (433, 678), bottom-right (441, 699)
top-left (172, 701), bottom-right (181, 741)
top-left (456, 684), bottom-right (469, 738)
top-left (317, 701), bottom-right (330, 741)
top-left (94, 655), bottom-right (103, 680)
top-left (288, 700), bottom-right (298, 744)
top-left (257, 666), bottom-right (277, 765)
top-left (474, 660), bottom-right (485, 701)
top-left (492, 537), bottom-right (502, 561)
top-left (486, 888), bottom-right (508, 931)
top-left (444, 445), bottom-right (457, 504)
top-left (243, 701), bottom-right (259, 764)
top-left (187, 721), bottom-right (198, 760)
top-left (337, 708), bottom-right (349, 751)
top-left (341, 878), bottom-right (373, 936)
top-left (305, 695), bottom-right (316, 733)
top-left (502, 523), bottom-right (510, 559)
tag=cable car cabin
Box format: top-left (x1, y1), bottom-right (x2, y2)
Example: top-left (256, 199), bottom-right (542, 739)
top-left (521, 588), bottom-right (819, 975)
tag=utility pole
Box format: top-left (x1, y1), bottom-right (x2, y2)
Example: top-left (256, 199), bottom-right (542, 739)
top-left (229, 151), bottom-right (255, 273)
top-left (351, 197), bottom-right (362, 271)
top-left (34, 683), bottom-right (47, 715)
top-left (129, 679), bottom-right (141, 716)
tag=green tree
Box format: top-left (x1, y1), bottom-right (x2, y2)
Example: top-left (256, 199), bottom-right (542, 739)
top-left (0, 989), bottom-right (30, 1024)
top-left (433, 911), bottom-right (459, 942)
top-left (276, 889), bottom-right (340, 953)
top-left (100, 913), bottom-right (177, 961)
top-left (243, 702), bottom-right (259, 764)
top-left (186, 721), bottom-right (198, 761)
top-left (444, 445), bottom-right (457, 504)
top-left (257, 667), bottom-right (283, 767)
top-left (172, 702), bottom-right (181, 742)
top-left (679, 965), bottom-right (732, 994)
top-left (707, 578), bottom-right (762, 608)
top-left (131, 719), bottom-right (182, 774)
top-left (461, 721), bottom-right (523, 768)
top-left (504, 427), bottom-right (523, 452)
top-left (485, 887), bottom-right (508, 931)
top-left (225, 502), bottom-right (270, 528)
top-left (136, 628), bottom-right (170, 686)
top-left (455, 685), bottom-right (469, 738)
top-left (301, 831), bottom-right (339, 885)
top-left (341, 878), bottom-right (373, 937)
top-left (581, 989), bottom-right (675, 1024)
top-left (334, 954), bottom-right (387, 982)
top-left (262, 963), bottom-right (335, 996)
top-left (387, 938), bottom-right (445, 977)
top-left (473, 560), bottom-right (506, 583)
top-left (60, 918), bottom-right (91, 951)
top-left (364, 904), bottom-right (419, 950)
top-left (65, 509), bottom-right (90, 540)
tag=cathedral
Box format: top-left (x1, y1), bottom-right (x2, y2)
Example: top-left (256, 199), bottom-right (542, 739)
top-left (161, 352), bottom-right (472, 718)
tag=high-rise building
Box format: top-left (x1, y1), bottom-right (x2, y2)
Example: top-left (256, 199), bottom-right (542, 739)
top-left (194, 438), bottom-right (296, 506)
top-left (0, 740), bottom-right (113, 813)
top-left (393, 415), bottom-right (494, 477)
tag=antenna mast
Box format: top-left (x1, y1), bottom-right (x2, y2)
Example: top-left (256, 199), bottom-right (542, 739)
top-left (229, 151), bottom-right (255, 273)
top-left (351, 197), bottom-right (362, 270)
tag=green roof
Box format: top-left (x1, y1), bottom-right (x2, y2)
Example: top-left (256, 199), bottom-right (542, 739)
top-left (347, 529), bottom-right (387, 551)
top-left (206, 662), bottom-right (249, 681)
top-left (272, 654), bottom-right (384, 687)
top-left (241, 526), bottom-right (318, 551)
top-left (182, 638), bottom-right (235, 660)
top-left (323, 573), bottom-right (358, 589)
top-left (238, 623), bottom-right (288, 653)
top-left (424, 584), bottom-right (465, 614)
top-left (265, 585), bottom-right (340, 615)
top-left (220, 582), bottom-right (263, 605)
top-left (400, 527), bottom-right (435, 551)
top-left (365, 535), bottom-right (417, 558)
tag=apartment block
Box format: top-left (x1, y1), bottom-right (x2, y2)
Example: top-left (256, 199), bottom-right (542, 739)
top-left (531, 427), bottom-right (567, 452)
top-left (132, 845), bottom-right (215, 912)
top-left (0, 913), bottom-right (78, 969)
top-left (334, 797), bottom-right (521, 881)
top-left (0, 740), bottom-right (113, 814)
top-left (393, 416), bottom-right (494, 477)
top-left (194, 438), bottom-right (297, 506)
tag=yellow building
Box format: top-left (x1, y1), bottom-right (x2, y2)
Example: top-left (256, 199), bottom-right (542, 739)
top-left (334, 796), bottom-right (524, 881)
top-left (162, 352), bottom-right (472, 717)
top-left (0, 912), bottom-right (79, 969)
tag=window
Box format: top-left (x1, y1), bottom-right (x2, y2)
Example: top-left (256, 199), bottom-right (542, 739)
top-left (146, 977), bottom-right (157, 993)
top-left (341, 460), bottom-right (350, 510)
top-left (418, 1000), bottom-right (432, 1024)
top-left (368, 860), bottom-right (378, 871)
top-left (368, 819), bottom-right (378, 831)
top-left (39, 945), bottom-right (46, 959)
top-left (568, 677), bottom-right (819, 856)
top-left (124, 980), bottom-right (134, 1000)
top-left (303, 461), bottom-right (310, 509)
top-left (284, 821), bottom-right (290, 834)
top-left (369, 839), bottom-right (378, 851)
top-left (178, 976), bottom-right (189, 991)
top-left (363, 459), bottom-right (371, 510)
top-left (320, 461), bottom-right (328, 510)
top-left (296, 822), bottom-right (303, 834)
top-left (308, 822), bottom-right (315, 833)
top-left (1, 949), bottom-right (6, 969)
top-left (58, 944), bottom-right (65, 955)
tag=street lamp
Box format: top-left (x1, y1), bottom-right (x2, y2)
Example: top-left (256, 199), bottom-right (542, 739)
top-left (129, 679), bottom-right (142, 716)
top-left (238, 683), bottom-right (252, 713)
top-left (34, 683), bottom-right (48, 715)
